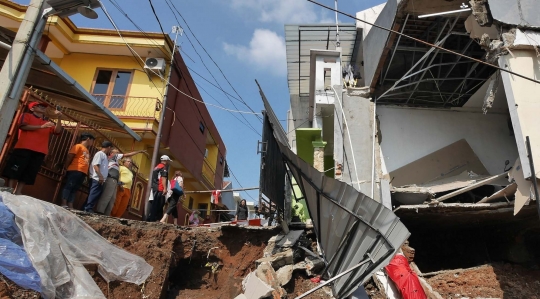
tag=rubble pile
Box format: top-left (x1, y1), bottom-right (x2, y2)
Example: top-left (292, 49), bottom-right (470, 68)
top-left (235, 228), bottom-right (333, 299)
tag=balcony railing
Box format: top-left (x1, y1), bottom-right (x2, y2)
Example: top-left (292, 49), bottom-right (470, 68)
top-left (202, 159), bottom-right (216, 188)
top-left (92, 94), bottom-right (162, 119)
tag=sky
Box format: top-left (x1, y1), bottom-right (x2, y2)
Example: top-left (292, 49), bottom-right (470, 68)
top-left (19, 0), bottom-right (384, 202)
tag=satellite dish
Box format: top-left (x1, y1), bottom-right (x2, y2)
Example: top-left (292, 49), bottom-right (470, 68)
top-left (77, 5), bottom-right (98, 19)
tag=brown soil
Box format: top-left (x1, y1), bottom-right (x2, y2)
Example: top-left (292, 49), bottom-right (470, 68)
top-left (428, 263), bottom-right (540, 299)
top-left (0, 274), bottom-right (40, 299)
top-left (283, 272), bottom-right (333, 299)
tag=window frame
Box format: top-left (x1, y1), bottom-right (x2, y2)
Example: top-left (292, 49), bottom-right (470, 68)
top-left (90, 68), bottom-right (134, 111)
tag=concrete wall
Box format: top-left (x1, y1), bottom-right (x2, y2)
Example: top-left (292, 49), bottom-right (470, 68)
top-left (499, 50), bottom-right (540, 179)
top-left (339, 90), bottom-right (377, 198)
top-left (378, 106), bottom-right (519, 175)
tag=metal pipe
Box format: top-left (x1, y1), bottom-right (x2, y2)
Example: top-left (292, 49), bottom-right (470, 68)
top-left (294, 257), bottom-right (371, 299)
top-left (0, 40), bottom-right (11, 50)
top-left (307, 0), bottom-right (540, 85)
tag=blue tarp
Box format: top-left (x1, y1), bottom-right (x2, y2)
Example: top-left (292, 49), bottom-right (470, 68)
top-left (0, 201), bottom-right (41, 293)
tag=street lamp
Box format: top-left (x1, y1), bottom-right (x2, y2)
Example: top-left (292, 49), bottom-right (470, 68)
top-left (0, 0), bottom-right (100, 149)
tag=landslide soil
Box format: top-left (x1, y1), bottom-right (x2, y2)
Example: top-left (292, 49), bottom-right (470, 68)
top-left (427, 263), bottom-right (540, 298)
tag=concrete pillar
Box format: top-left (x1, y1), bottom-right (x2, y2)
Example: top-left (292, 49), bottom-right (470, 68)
top-left (312, 140), bottom-right (327, 172)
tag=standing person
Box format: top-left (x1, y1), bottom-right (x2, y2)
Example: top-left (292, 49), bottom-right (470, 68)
top-left (110, 158), bottom-right (135, 218)
top-left (2, 102), bottom-right (63, 195)
top-left (96, 148), bottom-right (145, 215)
top-left (160, 171), bottom-right (184, 225)
top-left (235, 199), bottom-right (249, 222)
top-left (83, 141), bottom-right (113, 213)
top-left (61, 133), bottom-right (95, 208)
top-left (148, 155), bottom-right (171, 221)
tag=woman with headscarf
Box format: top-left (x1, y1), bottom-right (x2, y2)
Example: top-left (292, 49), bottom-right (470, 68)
top-left (160, 171), bottom-right (184, 225)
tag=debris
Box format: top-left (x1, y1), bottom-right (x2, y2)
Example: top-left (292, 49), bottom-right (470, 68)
top-left (255, 262), bottom-right (287, 298)
top-left (242, 271), bottom-right (274, 299)
top-left (310, 276), bottom-right (321, 283)
top-left (483, 73), bottom-right (500, 114)
top-left (469, 0), bottom-right (493, 26)
top-left (305, 256), bottom-right (325, 276)
top-left (508, 158), bottom-right (535, 215)
top-left (431, 172), bottom-right (508, 203)
top-left (276, 230), bottom-right (304, 248)
top-left (256, 248), bottom-right (294, 269)
top-left (276, 265), bottom-right (294, 286)
top-left (477, 183), bottom-right (518, 203)
top-left (390, 139), bottom-right (489, 188)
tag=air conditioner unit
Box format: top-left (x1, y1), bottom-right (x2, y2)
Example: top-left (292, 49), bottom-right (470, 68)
top-left (144, 57), bottom-right (166, 75)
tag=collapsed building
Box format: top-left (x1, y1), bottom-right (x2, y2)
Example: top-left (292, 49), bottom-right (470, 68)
top-left (274, 0), bottom-right (540, 297)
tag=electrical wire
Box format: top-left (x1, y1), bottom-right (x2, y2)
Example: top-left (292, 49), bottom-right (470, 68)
top-left (101, 0), bottom-right (261, 194)
top-left (99, 0), bottom-right (261, 116)
top-left (165, 0), bottom-right (263, 121)
top-left (163, 0), bottom-right (262, 135)
top-left (307, 0), bottom-right (540, 86)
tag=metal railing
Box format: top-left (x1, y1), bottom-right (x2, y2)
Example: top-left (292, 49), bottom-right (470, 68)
top-left (202, 159), bottom-right (216, 188)
top-left (92, 94), bottom-right (162, 119)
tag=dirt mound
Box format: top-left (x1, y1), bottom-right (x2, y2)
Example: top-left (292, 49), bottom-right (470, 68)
top-left (427, 263), bottom-right (540, 298)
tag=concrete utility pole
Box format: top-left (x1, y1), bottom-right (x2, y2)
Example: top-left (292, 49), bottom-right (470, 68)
top-left (0, 0), bottom-right (47, 147)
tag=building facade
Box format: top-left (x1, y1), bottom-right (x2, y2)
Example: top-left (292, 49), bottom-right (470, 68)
top-left (0, 0), bottom-right (226, 221)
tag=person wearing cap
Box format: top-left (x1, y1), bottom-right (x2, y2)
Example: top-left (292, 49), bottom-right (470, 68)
top-left (60, 133), bottom-right (96, 209)
top-left (2, 101), bottom-right (63, 195)
top-left (83, 141), bottom-right (113, 213)
top-left (95, 148), bottom-right (146, 216)
top-left (148, 155), bottom-right (171, 221)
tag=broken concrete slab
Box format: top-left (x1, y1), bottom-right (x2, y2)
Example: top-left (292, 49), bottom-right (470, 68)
top-left (432, 172), bottom-right (508, 203)
top-left (305, 255), bottom-right (325, 276)
top-left (234, 294), bottom-right (248, 299)
top-left (255, 262), bottom-right (287, 298)
top-left (243, 271), bottom-right (274, 299)
top-left (508, 158), bottom-right (534, 215)
top-left (374, 271), bottom-right (401, 299)
top-left (276, 265), bottom-right (294, 286)
top-left (276, 230), bottom-right (304, 248)
top-left (390, 139), bottom-right (489, 187)
top-left (477, 183), bottom-right (518, 203)
top-left (256, 248), bottom-right (294, 269)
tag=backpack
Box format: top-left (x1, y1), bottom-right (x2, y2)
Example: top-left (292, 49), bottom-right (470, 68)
top-left (171, 178), bottom-right (184, 196)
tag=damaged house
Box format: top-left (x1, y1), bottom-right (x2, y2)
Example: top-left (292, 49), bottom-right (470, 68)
top-left (283, 0), bottom-right (540, 297)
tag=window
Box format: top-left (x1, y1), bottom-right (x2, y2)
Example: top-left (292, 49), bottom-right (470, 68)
top-left (91, 69), bottom-right (133, 110)
top-left (198, 203), bottom-right (208, 218)
top-left (131, 182), bottom-right (144, 211)
top-left (188, 197), bottom-right (194, 210)
top-left (199, 122), bottom-right (205, 133)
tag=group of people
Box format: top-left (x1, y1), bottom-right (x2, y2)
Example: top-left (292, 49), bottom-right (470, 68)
top-left (1, 101), bottom-right (185, 220)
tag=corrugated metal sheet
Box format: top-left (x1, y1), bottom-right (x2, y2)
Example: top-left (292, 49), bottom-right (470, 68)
top-left (257, 83), bottom-right (410, 298)
top-left (285, 24), bottom-right (357, 97)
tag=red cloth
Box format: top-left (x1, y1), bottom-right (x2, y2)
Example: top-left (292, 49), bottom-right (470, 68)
top-left (384, 254), bottom-right (427, 299)
top-left (212, 190), bottom-right (221, 204)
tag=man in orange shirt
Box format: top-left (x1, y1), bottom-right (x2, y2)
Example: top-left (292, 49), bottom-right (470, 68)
top-left (2, 102), bottom-right (63, 195)
top-left (61, 133), bottom-right (96, 208)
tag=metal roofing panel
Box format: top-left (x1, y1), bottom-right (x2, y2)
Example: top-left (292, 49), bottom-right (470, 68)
top-left (285, 24), bottom-right (358, 97)
top-left (258, 84), bottom-right (409, 297)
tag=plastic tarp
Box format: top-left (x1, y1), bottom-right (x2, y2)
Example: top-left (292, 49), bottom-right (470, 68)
top-left (384, 254), bottom-right (426, 299)
top-left (1, 192), bottom-right (153, 299)
top-left (0, 201), bottom-right (41, 292)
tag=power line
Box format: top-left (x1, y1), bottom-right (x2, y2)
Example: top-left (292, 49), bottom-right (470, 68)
top-left (147, 0), bottom-right (166, 37)
top-left (99, 0), bottom-right (260, 116)
top-left (159, 0), bottom-right (260, 136)
top-left (307, 0), bottom-right (540, 86)
top-left (163, 0), bottom-right (262, 135)
top-left (165, 0), bottom-right (263, 121)
top-left (99, 0), bottom-right (261, 195)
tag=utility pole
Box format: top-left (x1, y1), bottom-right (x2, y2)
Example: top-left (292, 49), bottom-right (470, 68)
top-left (144, 25), bottom-right (182, 220)
top-left (0, 0), bottom-right (47, 147)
